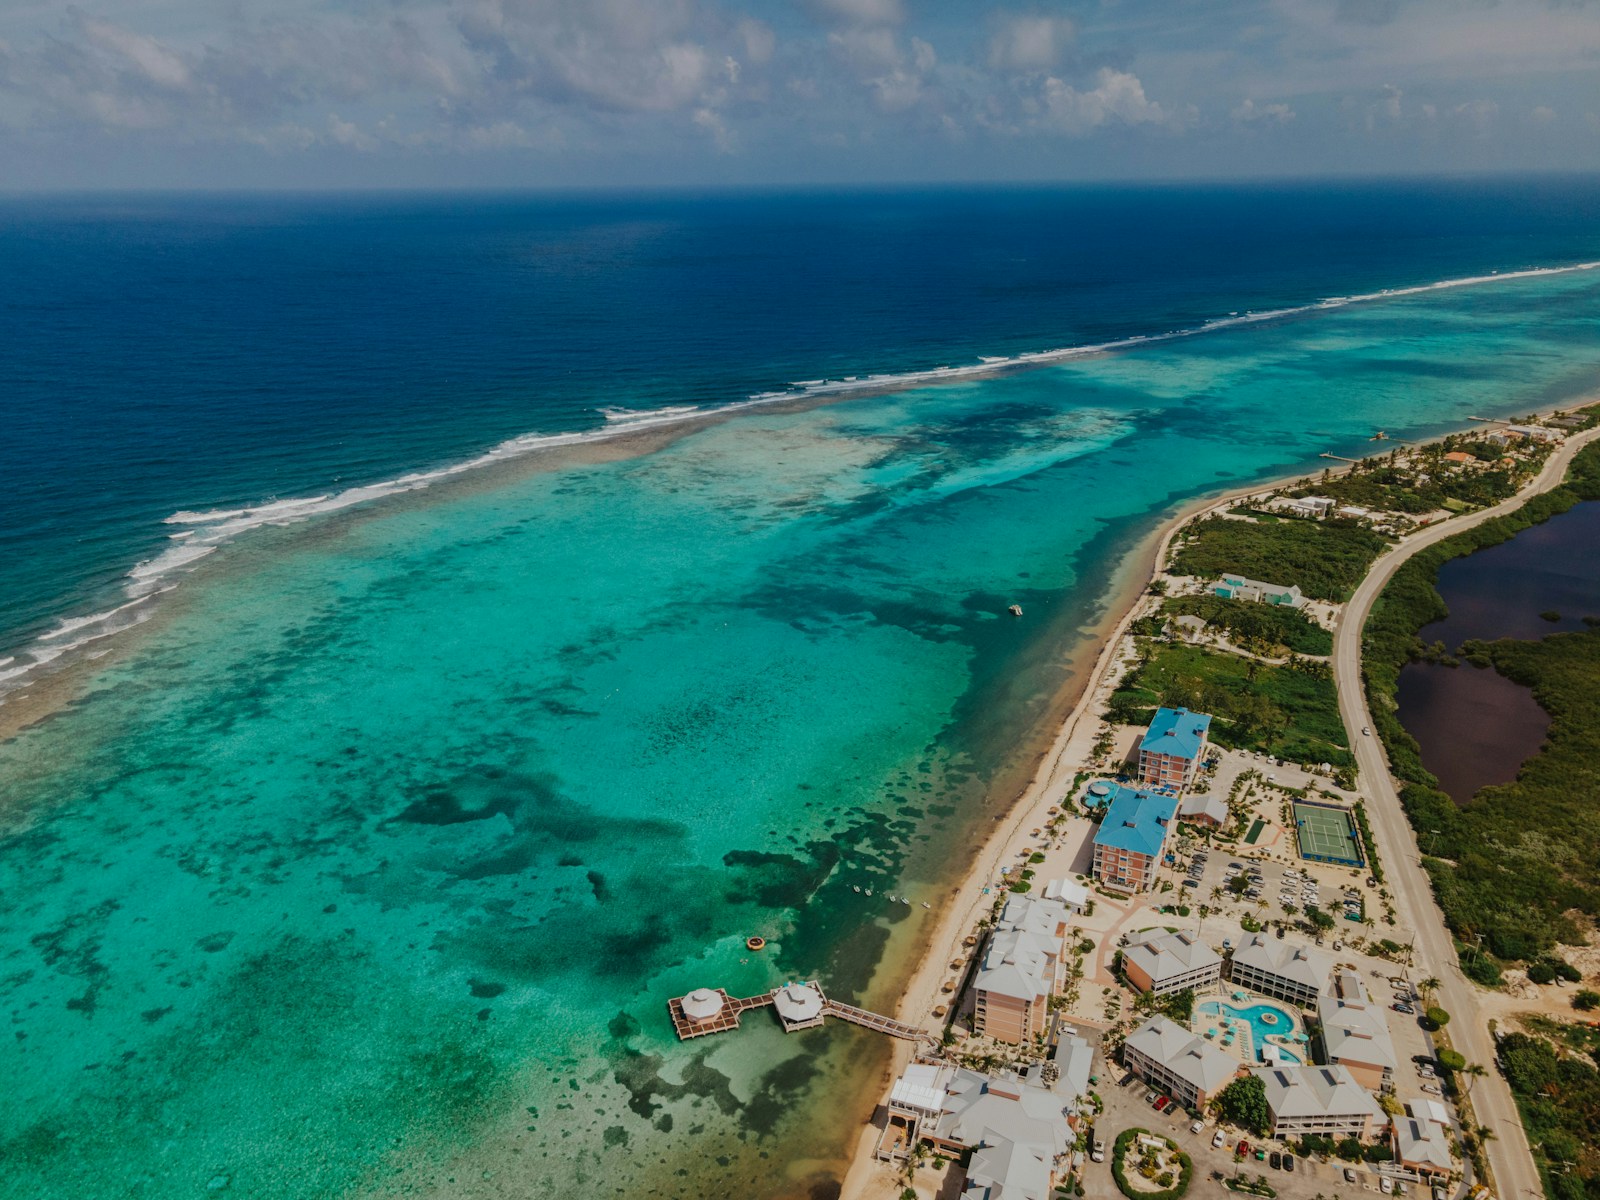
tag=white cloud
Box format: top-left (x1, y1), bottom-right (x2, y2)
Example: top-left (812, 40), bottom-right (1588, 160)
top-left (987, 14), bottom-right (1074, 72)
top-left (1531, 105), bottom-right (1555, 123)
top-left (809, 0), bottom-right (904, 26)
top-left (78, 17), bottom-right (192, 91)
top-left (1232, 98), bottom-right (1295, 124)
top-left (1038, 69), bottom-right (1170, 135)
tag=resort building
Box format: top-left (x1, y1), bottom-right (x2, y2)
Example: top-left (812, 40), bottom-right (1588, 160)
top-left (1227, 934), bottom-right (1331, 1008)
top-left (1442, 451), bottom-right (1477, 465)
top-left (880, 1032), bottom-right (1093, 1197)
top-left (970, 896), bottom-right (1069, 1044)
top-left (1122, 929), bottom-right (1223, 997)
top-left (1138, 707), bottom-right (1214, 789)
top-left (1211, 574), bottom-right (1306, 609)
top-left (1394, 1117), bottom-right (1454, 1180)
top-left (1317, 970), bottom-right (1398, 1090)
top-left (1252, 1064), bottom-right (1385, 1139)
top-left (1123, 1015), bottom-right (1243, 1111)
top-left (1178, 792), bottom-right (1228, 828)
top-left (1041, 878), bottom-right (1090, 913)
top-left (1505, 423), bottom-right (1561, 443)
top-left (1091, 785), bottom-right (1179, 893)
top-left (1284, 496), bottom-right (1334, 518)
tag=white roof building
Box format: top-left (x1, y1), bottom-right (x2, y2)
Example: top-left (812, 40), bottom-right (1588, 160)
top-left (1228, 934), bottom-right (1332, 1006)
top-left (1178, 793), bottom-right (1229, 826)
top-left (998, 894), bottom-right (1072, 940)
top-left (1318, 970), bottom-right (1398, 1082)
top-left (1253, 1064), bottom-right (1384, 1138)
top-left (1041, 878), bottom-right (1090, 912)
top-left (1394, 1117), bottom-right (1454, 1177)
top-left (1124, 1015), bottom-right (1242, 1109)
top-left (1123, 929), bottom-right (1224, 996)
top-left (1406, 1098), bottom-right (1453, 1129)
top-left (975, 928), bottom-right (1058, 1004)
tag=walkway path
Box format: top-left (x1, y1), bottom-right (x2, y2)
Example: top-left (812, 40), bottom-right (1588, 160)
top-left (1332, 425), bottom-right (1600, 1200)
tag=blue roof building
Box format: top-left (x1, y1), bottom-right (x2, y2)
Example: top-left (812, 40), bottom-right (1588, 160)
top-left (1140, 706), bottom-right (1214, 792)
top-left (1092, 785), bottom-right (1178, 891)
top-left (1141, 706), bottom-right (1213, 760)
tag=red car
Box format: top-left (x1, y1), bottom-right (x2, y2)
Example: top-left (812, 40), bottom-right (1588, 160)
top-left (1237, 1141), bottom-right (1251, 1156)
top-left (1154, 1096), bottom-right (1171, 1112)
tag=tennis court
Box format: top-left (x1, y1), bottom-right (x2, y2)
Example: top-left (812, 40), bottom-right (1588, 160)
top-left (1293, 801), bottom-right (1364, 867)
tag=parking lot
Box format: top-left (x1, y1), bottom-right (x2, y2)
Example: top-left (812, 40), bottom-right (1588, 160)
top-left (1085, 1066), bottom-right (1436, 1199)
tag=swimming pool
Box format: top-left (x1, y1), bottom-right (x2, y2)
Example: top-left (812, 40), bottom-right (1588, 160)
top-left (1195, 999), bottom-right (1304, 1064)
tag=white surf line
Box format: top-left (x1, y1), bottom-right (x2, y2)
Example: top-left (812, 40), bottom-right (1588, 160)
top-left (3, 258), bottom-right (1596, 704)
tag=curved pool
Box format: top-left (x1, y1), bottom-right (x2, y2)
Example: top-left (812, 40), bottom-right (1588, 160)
top-left (1195, 998), bottom-right (1304, 1064)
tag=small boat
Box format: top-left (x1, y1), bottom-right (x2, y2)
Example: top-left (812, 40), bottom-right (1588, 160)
top-left (921, 902), bottom-right (931, 909)
top-left (852, 886), bottom-right (861, 893)
top-left (1008, 604), bottom-right (1023, 617)
top-left (746, 935), bottom-right (767, 952)
top-left (901, 898), bottom-right (911, 906)
top-left (865, 889), bottom-right (873, 896)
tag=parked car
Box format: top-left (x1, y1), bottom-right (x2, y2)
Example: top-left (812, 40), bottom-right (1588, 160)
top-left (1345, 1168), bottom-right (1359, 1183)
top-left (1283, 1154), bottom-right (1295, 1173)
top-left (1237, 1141), bottom-right (1250, 1157)
top-left (1212, 1131), bottom-right (1226, 1149)
top-left (1269, 1152), bottom-right (1282, 1170)
top-left (1190, 1120), bottom-right (1205, 1135)
top-left (1091, 1139), bottom-right (1106, 1163)
top-left (1145, 1090), bottom-right (1158, 1104)
top-left (1381, 1177), bottom-right (1394, 1194)
top-left (1394, 1003), bottom-right (1415, 1014)
top-left (1154, 1095), bottom-right (1171, 1111)
top-left (1422, 1083), bottom-right (1442, 1095)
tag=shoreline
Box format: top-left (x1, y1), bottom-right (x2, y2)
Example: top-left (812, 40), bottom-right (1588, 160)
top-left (833, 397), bottom-right (1596, 1200)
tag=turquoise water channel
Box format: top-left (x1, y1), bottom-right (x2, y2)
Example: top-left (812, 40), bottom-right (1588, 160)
top-left (3, 268), bottom-right (1600, 1198)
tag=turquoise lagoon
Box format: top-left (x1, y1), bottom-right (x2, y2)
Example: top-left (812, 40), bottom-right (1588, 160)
top-left (4, 268), bottom-right (1600, 1199)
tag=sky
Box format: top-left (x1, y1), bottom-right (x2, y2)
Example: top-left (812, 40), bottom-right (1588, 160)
top-left (0, 0), bottom-right (1597, 188)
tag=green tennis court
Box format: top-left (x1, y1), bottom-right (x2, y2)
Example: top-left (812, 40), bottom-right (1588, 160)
top-left (1293, 802), bottom-right (1364, 867)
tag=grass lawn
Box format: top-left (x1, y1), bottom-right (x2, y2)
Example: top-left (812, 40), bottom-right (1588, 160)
top-left (1109, 641), bottom-right (1352, 769)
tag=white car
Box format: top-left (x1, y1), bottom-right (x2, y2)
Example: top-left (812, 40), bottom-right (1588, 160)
top-left (1091, 1139), bottom-right (1106, 1163)
top-left (1212, 1130), bottom-right (1226, 1149)
top-left (1191, 1120), bottom-right (1205, 1134)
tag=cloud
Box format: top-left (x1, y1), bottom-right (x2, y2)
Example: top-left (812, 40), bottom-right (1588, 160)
top-left (1038, 69), bottom-right (1171, 135)
top-left (78, 17), bottom-right (192, 91)
top-left (1233, 98), bottom-right (1295, 123)
top-left (808, 0), bottom-right (904, 26)
top-left (987, 14), bottom-right (1074, 72)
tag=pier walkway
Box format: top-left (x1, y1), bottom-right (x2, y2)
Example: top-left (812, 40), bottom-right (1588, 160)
top-left (668, 980), bottom-right (926, 1043)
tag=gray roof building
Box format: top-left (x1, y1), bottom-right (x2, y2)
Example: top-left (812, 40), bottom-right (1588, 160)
top-left (1253, 1064), bottom-right (1384, 1138)
top-left (1228, 933), bottom-right (1332, 1006)
top-left (1123, 1015), bottom-right (1242, 1109)
top-left (1123, 929), bottom-right (1224, 996)
top-left (1318, 970), bottom-right (1398, 1080)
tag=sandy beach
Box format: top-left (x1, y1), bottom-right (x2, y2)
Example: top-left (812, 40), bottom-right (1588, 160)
top-left (835, 400), bottom-right (1597, 1200)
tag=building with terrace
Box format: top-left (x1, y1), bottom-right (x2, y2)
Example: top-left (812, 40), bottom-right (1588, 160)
top-left (1091, 785), bottom-right (1178, 893)
top-left (1139, 706), bottom-right (1214, 790)
top-left (1122, 929), bottom-right (1223, 997)
top-left (1227, 933), bottom-right (1332, 1007)
top-left (1123, 1015), bottom-right (1243, 1111)
top-left (1253, 1064), bottom-right (1384, 1139)
top-left (1317, 969), bottom-right (1398, 1091)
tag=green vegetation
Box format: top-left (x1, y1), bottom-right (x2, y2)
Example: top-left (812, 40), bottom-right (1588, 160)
top-left (1214, 1074), bottom-right (1270, 1137)
top-left (1362, 439), bottom-right (1600, 965)
top-left (1161, 594), bottom-right (1334, 656)
top-left (1285, 432), bottom-right (1555, 514)
top-left (1109, 642), bottom-right (1351, 769)
top-left (1111, 1128), bottom-right (1193, 1200)
top-left (1169, 515), bottom-right (1388, 602)
top-left (1498, 1031), bottom-right (1600, 1200)
top-left (1424, 1006), bottom-right (1450, 1030)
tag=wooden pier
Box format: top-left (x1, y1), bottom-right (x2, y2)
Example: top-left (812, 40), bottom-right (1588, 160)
top-left (668, 981), bottom-right (926, 1043)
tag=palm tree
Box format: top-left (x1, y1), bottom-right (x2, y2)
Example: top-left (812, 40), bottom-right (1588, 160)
top-left (1420, 976), bottom-right (1441, 1001)
top-left (1461, 1062), bottom-right (1487, 1097)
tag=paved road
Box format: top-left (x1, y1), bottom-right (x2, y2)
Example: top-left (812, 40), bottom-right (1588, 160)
top-left (1332, 427), bottom-right (1600, 1200)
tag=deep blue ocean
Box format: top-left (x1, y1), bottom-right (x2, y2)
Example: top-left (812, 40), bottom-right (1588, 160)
top-left (3, 180), bottom-right (1600, 1200)
top-left (5, 180), bottom-right (1600, 662)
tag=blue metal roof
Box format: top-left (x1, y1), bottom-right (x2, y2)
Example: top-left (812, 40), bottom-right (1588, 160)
top-left (1140, 706), bottom-right (1213, 759)
top-left (1094, 786), bottom-right (1179, 857)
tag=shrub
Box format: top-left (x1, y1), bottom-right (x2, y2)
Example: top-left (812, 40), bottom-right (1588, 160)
top-left (1527, 961), bottom-right (1557, 985)
top-left (1436, 1048), bottom-right (1466, 1073)
top-left (1573, 990), bottom-right (1600, 1012)
top-left (1423, 1006), bottom-right (1450, 1030)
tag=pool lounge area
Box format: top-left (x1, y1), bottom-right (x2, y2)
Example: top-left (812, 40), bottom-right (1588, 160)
top-left (1195, 996), bottom-right (1306, 1065)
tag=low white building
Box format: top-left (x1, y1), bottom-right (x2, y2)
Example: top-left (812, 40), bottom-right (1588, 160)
top-left (1253, 1064), bottom-right (1384, 1139)
top-left (1122, 929), bottom-right (1223, 996)
top-left (1123, 1015), bottom-right (1242, 1110)
top-left (1228, 934), bottom-right (1331, 1007)
top-left (1041, 878), bottom-right (1090, 913)
top-left (1394, 1116), bottom-right (1454, 1179)
top-left (1317, 970), bottom-right (1397, 1090)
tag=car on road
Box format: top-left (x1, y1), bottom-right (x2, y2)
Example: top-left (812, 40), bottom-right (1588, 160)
top-left (1362, 725), bottom-right (1371, 735)
top-left (1211, 1131), bottom-right (1226, 1149)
